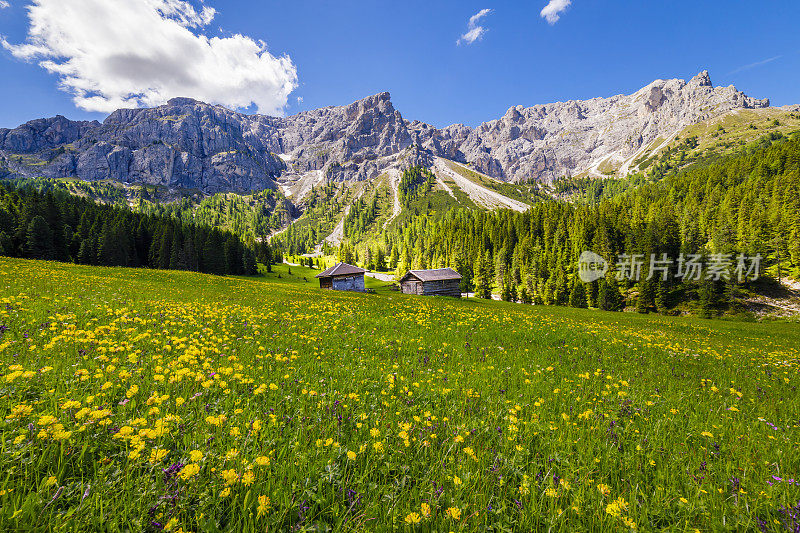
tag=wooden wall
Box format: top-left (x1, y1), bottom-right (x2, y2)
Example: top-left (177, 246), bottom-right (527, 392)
top-left (401, 278), bottom-right (461, 298)
top-left (331, 275), bottom-right (365, 292)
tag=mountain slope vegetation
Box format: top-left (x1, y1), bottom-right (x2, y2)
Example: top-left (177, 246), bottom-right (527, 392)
top-left (334, 131), bottom-right (800, 317)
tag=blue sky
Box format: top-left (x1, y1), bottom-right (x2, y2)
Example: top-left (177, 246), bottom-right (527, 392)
top-left (1, 0), bottom-right (799, 129)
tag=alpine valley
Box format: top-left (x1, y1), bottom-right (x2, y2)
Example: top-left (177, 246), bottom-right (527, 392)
top-left (2, 71), bottom-right (799, 317)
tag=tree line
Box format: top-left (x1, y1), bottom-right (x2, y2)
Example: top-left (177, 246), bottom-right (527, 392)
top-left (0, 182), bottom-right (278, 275)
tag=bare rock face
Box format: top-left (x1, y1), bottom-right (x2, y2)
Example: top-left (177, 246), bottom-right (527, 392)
top-left (0, 115), bottom-right (99, 153)
top-left (0, 93), bottom-right (413, 192)
top-left (277, 92), bottom-right (412, 181)
top-left (0, 71), bottom-right (771, 192)
top-left (0, 98), bottom-right (288, 192)
top-left (426, 71), bottom-right (769, 182)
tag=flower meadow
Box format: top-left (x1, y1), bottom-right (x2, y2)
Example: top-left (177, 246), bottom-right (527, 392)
top-left (1, 257), bottom-right (799, 532)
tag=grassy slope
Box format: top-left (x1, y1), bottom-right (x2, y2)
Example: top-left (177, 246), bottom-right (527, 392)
top-left (1, 257), bottom-right (799, 531)
top-left (634, 108), bottom-right (800, 173)
top-left (265, 262), bottom-right (392, 293)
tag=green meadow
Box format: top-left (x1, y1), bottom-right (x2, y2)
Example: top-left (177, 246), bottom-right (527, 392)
top-left (0, 257), bottom-right (798, 531)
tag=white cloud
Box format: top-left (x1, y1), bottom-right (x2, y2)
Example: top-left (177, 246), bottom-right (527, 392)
top-left (540, 0), bottom-right (571, 24)
top-left (457, 8), bottom-right (492, 45)
top-left (0, 1), bottom-right (10, 9)
top-left (2, 0), bottom-right (298, 115)
top-left (296, 96), bottom-right (304, 104)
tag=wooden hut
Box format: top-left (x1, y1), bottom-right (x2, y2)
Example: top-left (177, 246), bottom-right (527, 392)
top-left (399, 268), bottom-right (462, 298)
top-left (315, 262), bottom-right (366, 292)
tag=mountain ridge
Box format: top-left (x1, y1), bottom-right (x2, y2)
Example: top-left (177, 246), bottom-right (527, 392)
top-left (0, 71), bottom-right (773, 195)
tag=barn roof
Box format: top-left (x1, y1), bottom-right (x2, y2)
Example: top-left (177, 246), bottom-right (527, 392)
top-left (315, 262), bottom-right (366, 278)
top-left (401, 268), bottom-right (462, 282)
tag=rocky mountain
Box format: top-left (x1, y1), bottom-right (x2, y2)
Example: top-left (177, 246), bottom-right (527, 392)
top-left (0, 71), bottom-right (770, 194)
top-left (414, 71), bottom-right (770, 182)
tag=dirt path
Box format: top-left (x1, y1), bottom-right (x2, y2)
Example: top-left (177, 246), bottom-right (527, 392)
top-left (433, 158), bottom-right (528, 212)
top-left (365, 271), bottom-right (395, 282)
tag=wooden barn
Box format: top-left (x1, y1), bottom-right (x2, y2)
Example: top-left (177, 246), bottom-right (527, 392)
top-left (315, 262), bottom-right (366, 292)
top-left (399, 268), bottom-right (462, 298)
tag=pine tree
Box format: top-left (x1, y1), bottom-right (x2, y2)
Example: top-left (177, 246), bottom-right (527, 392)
top-left (636, 279), bottom-right (655, 314)
top-left (169, 237), bottom-right (182, 270)
top-left (96, 223), bottom-right (115, 266)
top-left (62, 225), bottom-right (75, 261)
top-left (396, 246), bottom-right (411, 280)
top-left (598, 277), bottom-right (623, 311)
top-left (483, 250), bottom-right (495, 297)
top-left (569, 280), bottom-right (588, 308)
top-left (25, 215), bottom-right (54, 260)
top-left (77, 237), bottom-right (96, 265)
top-left (473, 253), bottom-right (491, 299)
top-left (520, 286), bottom-right (531, 304)
top-left (500, 276), bottom-right (513, 302)
top-left (202, 232), bottom-right (225, 275)
top-left (698, 277), bottom-right (723, 318)
top-left (375, 247), bottom-right (386, 271)
top-left (587, 280), bottom-right (599, 308)
top-left (242, 247), bottom-right (257, 275)
top-left (494, 250), bottom-right (507, 296)
top-left (655, 281), bottom-right (669, 313)
top-left (0, 231), bottom-right (12, 256)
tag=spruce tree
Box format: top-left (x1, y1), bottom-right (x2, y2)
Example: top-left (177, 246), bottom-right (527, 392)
top-left (520, 286), bottom-right (531, 305)
top-left (569, 280), bottom-right (588, 308)
top-left (636, 279), bottom-right (655, 314)
top-left (655, 282), bottom-right (669, 313)
top-left (77, 237), bottom-right (96, 265)
top-left (0, 231), bottom-right (12, 256)
top-left (494, 250), bottom-right (507, 296)
top-left (598, 277), bottom-right (623, 311)
top-left (25, 215), bottom-right (54, 260)
top-left (473, 253), bottom-right (491, 299)
top-left (242, 247), bottom-right (257, 275)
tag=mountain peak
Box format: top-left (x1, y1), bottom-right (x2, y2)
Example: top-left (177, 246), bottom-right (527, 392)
top-left (688, 70), bottom-right (712, 88)
top-left (166, 97), bottom-right (204, 107)
top-left (1, 72), bottom-right (777, 193)
top-left (352, 91), bottom-right (392, 108)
